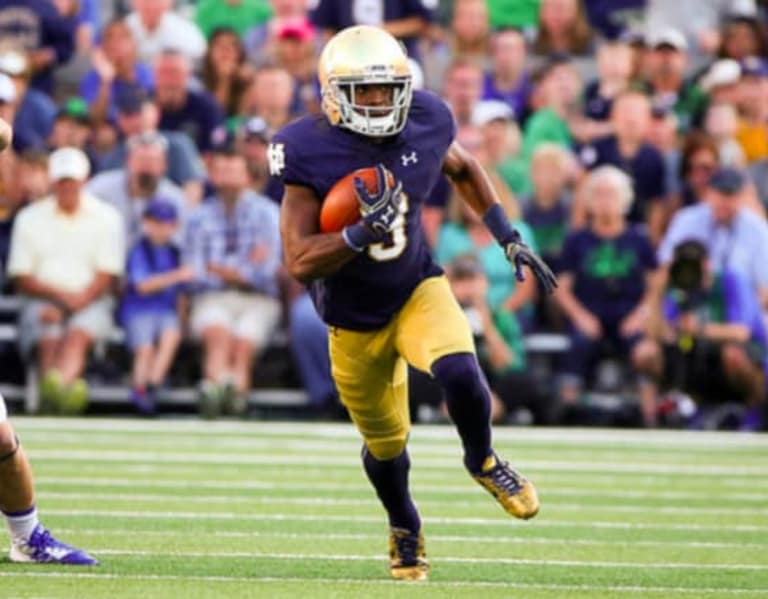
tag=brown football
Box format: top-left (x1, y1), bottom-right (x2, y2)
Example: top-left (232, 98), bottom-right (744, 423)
top-left (320, 166), bottom-right (395, 233)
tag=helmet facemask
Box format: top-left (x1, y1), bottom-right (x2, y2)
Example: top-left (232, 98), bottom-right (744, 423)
top-left (324, 75), bottom-right (413, 137)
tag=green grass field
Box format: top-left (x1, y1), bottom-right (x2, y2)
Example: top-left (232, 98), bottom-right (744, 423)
top-left (1, 418), bottom-right (767, 599)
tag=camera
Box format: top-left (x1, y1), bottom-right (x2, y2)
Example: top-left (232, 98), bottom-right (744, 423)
top-left (668, 240), bottom-right (707, 311)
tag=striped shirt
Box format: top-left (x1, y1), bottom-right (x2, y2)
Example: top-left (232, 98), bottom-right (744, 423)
top-left (184, 191), bottom-right (281, 297)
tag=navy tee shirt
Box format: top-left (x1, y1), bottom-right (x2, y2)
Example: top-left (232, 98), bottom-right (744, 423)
top-left (523, 199), bottom-right (569, 270)
top-left (583, 0), bottom-right (646, 39)
top-left (121, 238), bottom-right (182, 322)
top-left (559, 227), bottom-right (657, 324)
top-left (0, 0), bottom-right (74, 94)
top-left (583, 81), bottom-right (613, 121)
top-left (310, 0), bottom-right (433, 59)
top-left (272, 90), bottom-right (453, 330)
top-left (579, 135), bottom-right (667, 224)
top-left (158, 90), bottom-right (225, 153)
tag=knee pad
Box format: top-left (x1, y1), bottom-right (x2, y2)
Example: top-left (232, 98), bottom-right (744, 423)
top-left (364, 434), bottom-right (408, 462)
top-left (432, 353), bottom-right (485, 396)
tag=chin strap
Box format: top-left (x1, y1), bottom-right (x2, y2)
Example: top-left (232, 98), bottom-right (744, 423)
top-left (0, 435), bottom-right (20, 463)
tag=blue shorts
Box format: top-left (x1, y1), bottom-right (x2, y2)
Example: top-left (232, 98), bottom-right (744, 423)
top-left (124, 311), bottom-right (180, 350)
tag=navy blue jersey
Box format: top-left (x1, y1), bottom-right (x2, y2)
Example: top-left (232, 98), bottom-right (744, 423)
top-left (558, 227), bottom-right (657, 324)
top-left (578, 135), bottom-right (667, 224)
top-left (272, 90), bottom-right (454, 330)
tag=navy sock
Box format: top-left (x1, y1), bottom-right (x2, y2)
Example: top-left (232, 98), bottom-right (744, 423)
top-left (432, 353), bottom-right (492, 473)
top-left (362, 446), bottom-right (421, 533)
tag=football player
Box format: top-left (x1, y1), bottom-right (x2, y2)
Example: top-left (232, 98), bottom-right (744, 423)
top-left (0, 117), bottom-right (97, 565)
top-left (273, 26), bottom-right (556, 581)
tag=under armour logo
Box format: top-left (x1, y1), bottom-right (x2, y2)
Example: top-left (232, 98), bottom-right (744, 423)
top-left (401, 151), bottom-right (418, 167)
top-left (267, 143), bottom-right (286, 176)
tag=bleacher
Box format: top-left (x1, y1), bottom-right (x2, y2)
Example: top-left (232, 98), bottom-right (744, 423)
top-left (0, 293), bottom-right (573, 415)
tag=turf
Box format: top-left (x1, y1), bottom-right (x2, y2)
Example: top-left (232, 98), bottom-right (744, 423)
top-left (1, 418), bottom-right (767, 599)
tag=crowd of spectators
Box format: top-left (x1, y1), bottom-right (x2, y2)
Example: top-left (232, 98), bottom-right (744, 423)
top-left (0, 0), bottom-right (767, 431)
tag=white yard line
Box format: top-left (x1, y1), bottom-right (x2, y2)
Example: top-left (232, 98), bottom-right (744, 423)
top-left (33, 468), bottom-right (768, 489)
top-left (75, 549), bottom-right (768, 570)
top-left (45, 527), bottom-right (768, 550)
top-left (0, 571), bottom-right (766, 595)
top-left (38, 508), bottom-right (768, 531)
top-left (17, 432), bottom-right (766, 459)
top-left (32, 476), bottom-right (768, 501)
top-left (25, 449), bottom-right (768, 475)
top-left (33, 490), bottom-right (768, 516)
top-left (13, 417), bottom-right (768, 448)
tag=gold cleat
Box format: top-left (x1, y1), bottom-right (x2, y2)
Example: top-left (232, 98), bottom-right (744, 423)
top-left (389, 527), bottom-right (429, 581)
top-left (473, 453), bottom-right (540, 519)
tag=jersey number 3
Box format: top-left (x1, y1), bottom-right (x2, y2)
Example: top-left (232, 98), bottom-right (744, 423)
top-left (368, 195), bottom-right (409, 262)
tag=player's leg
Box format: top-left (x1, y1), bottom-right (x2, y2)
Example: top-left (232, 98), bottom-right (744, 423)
top-left (0, 400), bottom-right (97, 564)
top-left (330, 329), bottom-right (427, 580)
top-left (395, 276), bottom-right (539, 519)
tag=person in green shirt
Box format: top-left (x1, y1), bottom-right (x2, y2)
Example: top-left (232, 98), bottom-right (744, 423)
top-left (521, 58), bottom-right (581, 162)
top-left (519, 57), bottom-right (583, 192)
top-left (487, 0), bottom-right (540, 31)
top-left (195, 0), bottom-right (273, 39)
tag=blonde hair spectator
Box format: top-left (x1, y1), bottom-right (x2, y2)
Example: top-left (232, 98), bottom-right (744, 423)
top-left (583, 165), bottom-right (634, 215)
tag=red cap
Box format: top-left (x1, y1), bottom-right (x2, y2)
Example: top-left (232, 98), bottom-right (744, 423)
top-left (276, 18), bottom-right (315, 42)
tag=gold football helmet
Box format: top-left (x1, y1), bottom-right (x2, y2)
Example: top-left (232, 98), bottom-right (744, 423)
top-left (318, 25), bottom-right (413, 137)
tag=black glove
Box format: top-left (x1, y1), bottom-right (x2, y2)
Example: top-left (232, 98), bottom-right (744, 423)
top-left (482, 203), bottom-right (558, 294)
top-left (503, 231), bottom-right (558, 294)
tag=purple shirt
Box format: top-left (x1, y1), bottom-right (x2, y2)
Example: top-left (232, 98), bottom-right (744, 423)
top-left (481, 71), bottom-right (531, 121)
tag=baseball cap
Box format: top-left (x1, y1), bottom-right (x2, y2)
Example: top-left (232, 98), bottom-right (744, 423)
top-left (143, 197), bottom-right (178, 222)
top-left (48, 147), bottom-right (90, 182)
top-left (276, 18), bottom-right (315, 42)
top-left (741, 56), bottom-right (768, 78)
top-left (57, 97), bottom-right (90, 124)
top-left (472, 100), bottom-right (514, 127)
top-left (0, 49), bottom-right (27, 77)
top-left (700, 59), bottom-right (741, 92)
top-left (115, 85), bottom-right (151, 115)
top-left (239, 116), bottom-right (271, 143)
top-left (209, 125), bottom-right (238, 155)
top-left (0, 72), bottom-right (16, 104)
top-left (709, 167), bottom-right (746, 195)
top-left (647, 27), bottom-right (688, 51)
